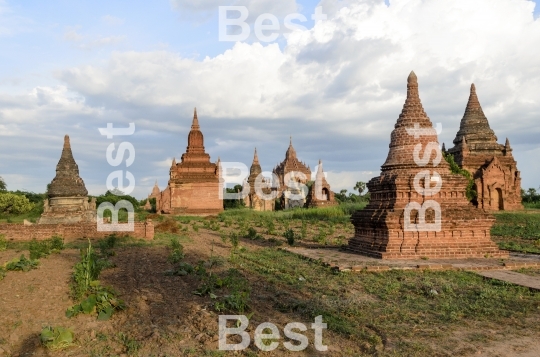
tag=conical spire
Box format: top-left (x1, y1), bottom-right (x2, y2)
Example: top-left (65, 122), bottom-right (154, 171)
top-left (186, 107), bottom-right (205, 153)
top-left (286, 136), bottom-right (297, 158)
top-left (253, 148), bottom-right (260, 165)
top-left (451, 83), bottom-right (498, 148)
top-left (171, 158), bottom-right (176, 166)
top-left (47, 135), bottom-right (88, 198)
top-left (191, 107), bottom-right (200, 130)
top-left (382, 72), bottom-right (446, 171)
top-left (442, 142), bottom-right (446, 153)
top-left (249, 148), bottom-right (262, 176)
top-left (504, 137), bottom-right (513, 156)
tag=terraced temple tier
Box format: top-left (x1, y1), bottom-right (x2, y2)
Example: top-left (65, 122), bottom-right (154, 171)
top-left (348, 72), bottom-right (508, 259)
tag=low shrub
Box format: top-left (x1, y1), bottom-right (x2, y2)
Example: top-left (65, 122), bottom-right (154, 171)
top-left (5, 254), bottom-right (39, 272)
top-left (40, 326), bottom-right (74, 351)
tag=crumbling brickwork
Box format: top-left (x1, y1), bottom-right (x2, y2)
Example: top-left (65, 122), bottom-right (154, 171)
top-left (447, 84), bottom-right (523, 211)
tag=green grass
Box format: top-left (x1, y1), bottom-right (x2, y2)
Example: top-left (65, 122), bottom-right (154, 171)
top-left (491, 212), bottom-right (540, 239)
top-left (219, 202), bottom-right (366, 224)
top-left (232, 248), bottom-right (540, 355)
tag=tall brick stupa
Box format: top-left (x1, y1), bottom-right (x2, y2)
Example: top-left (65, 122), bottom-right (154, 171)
top-left (155, 108), bottom-right (223, 215)
top-left (348, 72), bottom-right (507, 259)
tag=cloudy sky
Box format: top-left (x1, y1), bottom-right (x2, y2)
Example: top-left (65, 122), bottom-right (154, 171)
top-left (0, 0), bottom-right (539, 199)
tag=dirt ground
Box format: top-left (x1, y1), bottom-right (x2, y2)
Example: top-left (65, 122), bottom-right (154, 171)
top-left (1, 228), bottom-right (540, 357)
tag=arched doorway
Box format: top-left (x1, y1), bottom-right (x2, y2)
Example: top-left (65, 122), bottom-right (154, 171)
top-left (322, 187), bottom-right (329, 201)
top-left (496, 188), bottom-right (504, 210)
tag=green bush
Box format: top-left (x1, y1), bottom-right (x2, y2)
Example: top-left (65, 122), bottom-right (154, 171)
top-left (283, 228), bottom-right (295, 246)
top-left (0, 192), bottom-right (35, 214)
top-left (29, 236), bottom-right (64, 260)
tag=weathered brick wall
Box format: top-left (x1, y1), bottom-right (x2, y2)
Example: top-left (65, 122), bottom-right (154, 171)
top-left (0, 220), bottom-right (154, 242)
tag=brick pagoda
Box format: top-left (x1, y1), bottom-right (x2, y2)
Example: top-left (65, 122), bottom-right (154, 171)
top-left (348, 72), bottom-right (507, 259)
top-left (38, 135), bottom-right (96, 224)
top-left (243, 148), bottom-right (275, 211)
top-left (306, 160), bottom-right (337, 208)
top-left (155, 109), bottom-right (223, 215)
top-left (446, 84), bottom-right (523, 211)
top-left (273, 138), bottom-right (311, 209)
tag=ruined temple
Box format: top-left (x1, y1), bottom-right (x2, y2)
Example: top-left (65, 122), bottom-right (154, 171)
top-left (273, 138), bottom-right (311, 209)
top-left (243, 148), bottom-right (275, 211)
top-left (446, 84), bottom-right (523, 211)
top-left (348, 72), bottom-right (507, 259)
top-left (38, 135), bottom-right (96, 224)
top-left (155, 109), bottom-right (223, 215)
top-left (306, 160), bottom-right (337, 208)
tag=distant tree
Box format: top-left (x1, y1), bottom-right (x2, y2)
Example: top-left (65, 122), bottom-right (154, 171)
top-left (0, 192), bottom-right (35, 214)
top-left (223, 184), bottom-right (246, 210)
top-left (0, 176), bottom-right (6, 192)
top-left (522, 187), bottom-right (540, 203)
top-left (354, 181), bottom-right (366, 196)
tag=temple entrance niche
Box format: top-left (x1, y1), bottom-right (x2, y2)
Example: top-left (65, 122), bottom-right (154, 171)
top-left (496, 188), bottom-right (504, 210)
top-left (322, 187), bottom-right (330, 201)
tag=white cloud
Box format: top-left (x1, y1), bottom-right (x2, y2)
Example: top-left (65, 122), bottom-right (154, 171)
top-left (101, 15), bottom-right (125, 26)
top-left (63, 27), bottom-right (125, 49)
top-left (2, 0), bottom-right (540, 196)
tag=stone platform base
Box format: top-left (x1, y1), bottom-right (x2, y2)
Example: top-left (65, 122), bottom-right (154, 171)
top-left (347, 241), bottom-right (508, 259)
top-left (282, 247), bottom-right (538, 272)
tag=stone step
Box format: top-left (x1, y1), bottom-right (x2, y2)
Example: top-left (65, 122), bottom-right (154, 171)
top-left (476, 271), bottom-right (540, 290)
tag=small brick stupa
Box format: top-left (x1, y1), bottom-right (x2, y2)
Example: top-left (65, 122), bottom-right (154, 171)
top-left (243, 148), bottom-right (275, 211)
top-left (447, 84), bottom-right (523, 211)
top-left (39, 135), bottom-right (96, 224)
top-left (156, 108), bottom-right (223, 215)
top-left (348, 72), bottom-right (507, 259)
top-left (307, 160), bottom-right (337, 208)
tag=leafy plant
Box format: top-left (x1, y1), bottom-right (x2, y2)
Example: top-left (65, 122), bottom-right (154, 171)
top-left (168, 236), bottom-right (185, 263)
top-left (0, 234), bottom-right (7, 251)
top-left (98, 234), bottom-right (117, 256)
top-left (300, 220), bottom-right (307, 240)
top-left (40, 326), bottom-right (74, 351)
top-left (443, 152), bottom-right (477, 201)
top-left (29, 236), bottom-right (64, 260)
top-left (71, 240), bottom-right (102, 300)
top-left (283, 228), bottom-right (296, 246)
top-left (66, 285), bottom-right (125, 321)
top-left (5, 254), bottom-right (39, 271)
top-left (165, 262), bottom-right (195, 276)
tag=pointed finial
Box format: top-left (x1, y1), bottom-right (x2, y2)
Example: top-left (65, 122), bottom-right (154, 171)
top-left (407, 71), bottom-right (417, 85)
top-left (253, 148), bottom-right (260, 164)
top-left (171, 158), bottom-right (176, 166)
top-left (471, 83), bottom-right (476, 94)
top-left (64, 135), bottom-right (71, 148)
top-left (191, 107), bottom-right (200, 129)
top-left (505, 137), bottom-right (510, 147)
top-left (155, 180), bottom-right (158, 186)
top-left (289, 136), bottom-right (292, 146)
top-left (442, 142), bottom-right (446, 152)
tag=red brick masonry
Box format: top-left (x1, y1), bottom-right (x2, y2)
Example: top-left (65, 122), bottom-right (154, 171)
top-left (0, 220), bottom-right (154, 242)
